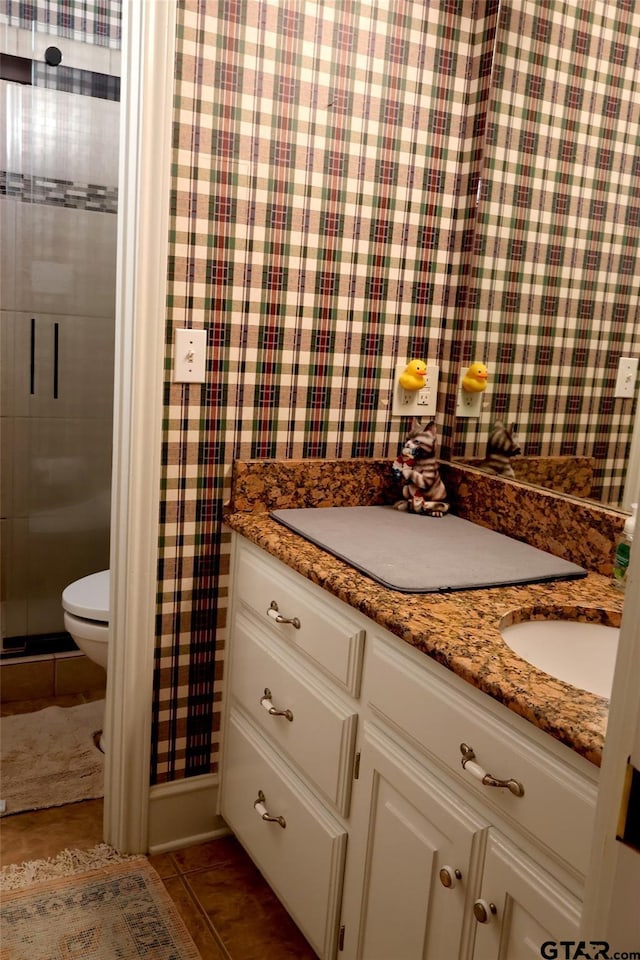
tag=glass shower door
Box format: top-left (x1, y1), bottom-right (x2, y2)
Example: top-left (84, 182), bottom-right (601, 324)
top-left (1, 24), bottom-right (117, 654)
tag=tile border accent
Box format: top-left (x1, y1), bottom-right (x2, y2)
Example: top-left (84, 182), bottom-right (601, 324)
top-left (1, 53), bottom-right (121, 100)
top-left (33, 60), bottom-right (120, 100)
top-left (1, 169), bottom-right (118, 212)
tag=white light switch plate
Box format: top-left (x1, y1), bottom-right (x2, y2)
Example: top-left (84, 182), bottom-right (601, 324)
top-left (391, 362), bottom-right (440, 417)
top-left (173, 328), bottom-right (207, 383)
top-left (614, 356), bottom-right (638, 399)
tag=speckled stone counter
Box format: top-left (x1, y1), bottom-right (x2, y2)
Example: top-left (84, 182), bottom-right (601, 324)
top-left (459, 455), bottom-right (595, 498)
top-left (226, 458), bottom-right (627, 767)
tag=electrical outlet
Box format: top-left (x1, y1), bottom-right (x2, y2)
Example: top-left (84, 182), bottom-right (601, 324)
top-left (392, 363), bottom-right (440, 417)
top-left (615, 356), bottom-right (639, 399)
top-left (456, 368), bottom-right (485, 418)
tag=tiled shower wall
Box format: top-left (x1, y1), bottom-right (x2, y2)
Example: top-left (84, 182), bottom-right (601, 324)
top-left (158, 0), bottom-right (640, 784)
top-left (0, 6), bottom-right (119, 640)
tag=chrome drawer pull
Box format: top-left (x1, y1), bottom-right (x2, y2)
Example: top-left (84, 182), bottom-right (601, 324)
top-left (260, 688), bottom-right (294, 721)
top-left (267, 600), bottom-right (300, 629)
top-left (254, 790), bottom-right (286, 828)
top-left (460, 743), bottom-right (525, 798)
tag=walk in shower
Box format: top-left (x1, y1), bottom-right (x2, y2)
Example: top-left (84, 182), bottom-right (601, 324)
top-left (1, 7), bottom-right (120, 668)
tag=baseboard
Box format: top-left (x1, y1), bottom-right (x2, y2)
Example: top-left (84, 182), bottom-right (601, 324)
top-left (147, 773), bottom-right (230, 854)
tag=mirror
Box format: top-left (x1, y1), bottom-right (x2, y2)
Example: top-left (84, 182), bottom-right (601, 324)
top-left (446, 5), bottom-right (639, 512)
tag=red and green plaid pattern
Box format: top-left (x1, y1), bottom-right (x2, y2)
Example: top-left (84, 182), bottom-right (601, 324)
top-left (157, 0), bottom-right (492, 782)
top-left (458, 1), bottom-right (640, 503)
top-left (0, 0), bottom-right (121, 48)
top-left (156, 0), bottom-right (639, 783)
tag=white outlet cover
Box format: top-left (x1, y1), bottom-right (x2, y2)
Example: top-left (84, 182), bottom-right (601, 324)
top-left (392, 362), bottom-right (439, 417)
top-left (456, 368), bottom-right (486, 418)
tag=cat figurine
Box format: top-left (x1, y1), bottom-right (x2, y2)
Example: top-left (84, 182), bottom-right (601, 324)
top-left (392, 419), bottom-right (449, 516)
top-left (479, 421), bottom-right (521, 478)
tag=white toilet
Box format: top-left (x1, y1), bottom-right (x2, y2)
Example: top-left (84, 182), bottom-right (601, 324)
top-left (62, 570), bottom-right (110, 753)
top-left (62, 570), bottom-right (110, 670)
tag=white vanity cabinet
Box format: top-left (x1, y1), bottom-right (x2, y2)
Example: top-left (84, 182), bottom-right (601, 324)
top-left (340, 631), bottom-right (596, 959)
top-left (220, 538), bottom-right (365, 959)
top-left (221, 536), bottom-right (599, 960)
top-left (340, 742), bottom-right (582, 960)
top-left (338, 720), bottom-right (487, 960)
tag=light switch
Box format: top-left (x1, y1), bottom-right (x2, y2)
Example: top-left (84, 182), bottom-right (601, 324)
top-left (173, 328), bottom-right (207, 383)
top-left (614, 356), bottom-right (638, 399)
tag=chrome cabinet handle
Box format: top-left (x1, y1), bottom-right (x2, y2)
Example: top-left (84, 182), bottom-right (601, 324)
top-left (267, 600), bottom-right (300, 629)
top-left (260, 687), bottom-right (294, 721)
top-left (254, 790), bottom-right (286, 828)
top-left (460, 743), bottom-right (525, 797)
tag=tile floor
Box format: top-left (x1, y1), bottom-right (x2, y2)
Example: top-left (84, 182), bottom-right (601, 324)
top-left (0, 695), bottom-right (318, 960)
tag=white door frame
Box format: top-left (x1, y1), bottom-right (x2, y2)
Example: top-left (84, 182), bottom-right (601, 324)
top-left (581, 459), bottom-right (640, 946)
top-left (623, 399), bottom-right (640, 509)
top-left (103, 0), bottom-right (176, 853)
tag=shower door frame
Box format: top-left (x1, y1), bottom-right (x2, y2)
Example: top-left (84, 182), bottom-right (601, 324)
top-left (103, 0), bottom-right (176, 854)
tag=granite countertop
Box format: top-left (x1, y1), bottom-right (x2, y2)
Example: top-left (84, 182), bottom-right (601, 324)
top-left (225, 459), bottom-right (626, 768)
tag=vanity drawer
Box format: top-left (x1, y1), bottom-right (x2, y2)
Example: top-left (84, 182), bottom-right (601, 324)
top-left (364, 632), bottom-right (598, 877)
top-left (234, 539), bottom-right (365, 695)
top-left (230, 611), bottom-right (358, 815)
top-left (221, 708), bottom-right (347, 960)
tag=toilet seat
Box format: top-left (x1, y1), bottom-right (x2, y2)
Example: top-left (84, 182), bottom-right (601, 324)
top-left (62, 570), bottom-right (110, 622)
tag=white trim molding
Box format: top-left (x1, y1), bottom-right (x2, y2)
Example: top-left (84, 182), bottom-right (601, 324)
top-left (148, 775), bottom-right (229, 855)
top-left (581, 534), bottom-right (640, 946)
top-left (104, 0), bottom-right (176, 854)
top-left (623, 402), bottom-right (640, 510)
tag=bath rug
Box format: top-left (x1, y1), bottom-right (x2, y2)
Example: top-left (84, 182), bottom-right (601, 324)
top-left (0, 843), bottom-right (138, 893)
top-left (0, 699), bottom-right (104, 816)
top-left (0, 857), bottom-right (203, 959)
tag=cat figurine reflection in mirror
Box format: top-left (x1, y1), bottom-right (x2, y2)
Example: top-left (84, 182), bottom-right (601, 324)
top-left (392, 419), bottom-right (449, 516)
top-left (480, 421), bottom-right (521, 478)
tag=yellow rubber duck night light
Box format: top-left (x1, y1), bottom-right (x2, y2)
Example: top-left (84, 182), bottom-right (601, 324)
top-left (461, 361), bottom-right (488, 393)
top-left (399, 359), bottom-right (428, 391)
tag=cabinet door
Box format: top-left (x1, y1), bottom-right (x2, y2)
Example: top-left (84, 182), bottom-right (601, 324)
top-left (340, 721), bottom-right (487, 960)
top-left (471, 832), bottom-right (581, 960)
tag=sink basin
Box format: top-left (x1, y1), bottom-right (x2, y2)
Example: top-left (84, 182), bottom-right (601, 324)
top-left (500, 619), bottom-right (619, 698)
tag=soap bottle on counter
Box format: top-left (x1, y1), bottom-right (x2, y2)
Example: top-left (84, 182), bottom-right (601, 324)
top-left (613, 502), bottom-right (637, 590)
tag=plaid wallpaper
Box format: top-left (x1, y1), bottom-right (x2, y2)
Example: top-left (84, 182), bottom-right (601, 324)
top-left (156, 0), bottom-right (639, 783)
top-left (457, 1), bottom-right (640, 504)
top-left (0, 0), bottom-right (121, 48)
top-left (155, 0), bottom-right (495, 783)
